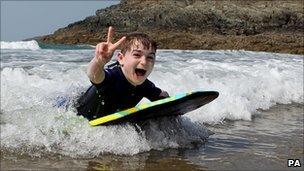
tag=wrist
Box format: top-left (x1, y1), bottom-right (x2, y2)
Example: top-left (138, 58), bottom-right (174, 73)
top-left (94, 57), bottom-right (106, 67)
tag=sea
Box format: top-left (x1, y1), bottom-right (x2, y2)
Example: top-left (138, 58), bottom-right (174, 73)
top-left (1, 40), bottom-right (303, 170)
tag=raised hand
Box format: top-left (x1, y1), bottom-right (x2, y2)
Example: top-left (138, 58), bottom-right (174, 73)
top-left (94, 26), bottom-right (126, 66)
top-left (87, 27), bottom-right (125, 84)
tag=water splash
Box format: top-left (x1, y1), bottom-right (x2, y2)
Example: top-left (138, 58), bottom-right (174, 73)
top-left (1, 40), bottom-right (40, 50)
top-left (1, 49), bottom-right (303, 156)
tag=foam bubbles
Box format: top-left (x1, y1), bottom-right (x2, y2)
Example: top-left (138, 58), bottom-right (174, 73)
top-left (0, 49), bottom-right (303, 156)
top-left (151, 50), bottom-right (303, 124)
top-left (1, 40), bottom-right (40, 50)
top-left (1, 66), bottom-right (210, 157)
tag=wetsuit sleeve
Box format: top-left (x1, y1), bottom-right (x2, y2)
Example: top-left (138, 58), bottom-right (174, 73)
top-left (76, 69), bottom-right (113, 120)
top-left (90, 69), bottom-right (112, 89)
top-left (143, 80), bottom-right (163, 101)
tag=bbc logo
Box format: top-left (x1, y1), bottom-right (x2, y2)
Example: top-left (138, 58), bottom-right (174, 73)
top-left (287, 159), bottom-right (302, 167)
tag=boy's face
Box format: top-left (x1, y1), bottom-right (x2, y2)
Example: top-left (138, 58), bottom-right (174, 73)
top-left (118, 41), bottom-right (156, 86)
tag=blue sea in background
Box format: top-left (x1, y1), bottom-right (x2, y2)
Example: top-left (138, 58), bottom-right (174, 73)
top-left (1, 40), bottom-right (303, 170)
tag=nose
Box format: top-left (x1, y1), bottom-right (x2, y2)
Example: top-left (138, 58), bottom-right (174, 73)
top-left (139, 56), bottom-right (147, 65)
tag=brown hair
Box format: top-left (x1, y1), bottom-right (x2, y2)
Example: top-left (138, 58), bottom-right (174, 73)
top-left (120, 33), bottom-right (157, 55)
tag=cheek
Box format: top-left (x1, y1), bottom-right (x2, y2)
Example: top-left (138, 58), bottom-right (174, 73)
top-left (148, 62), bottom-right (155, 70)
top-left (124, 62), bottom-right (136, 75)
top-left (123, 60), bottom-right (132, 68)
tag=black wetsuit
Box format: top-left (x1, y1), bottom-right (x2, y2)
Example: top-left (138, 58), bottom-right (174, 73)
top-left (76, 66), bottom-right (162, 120)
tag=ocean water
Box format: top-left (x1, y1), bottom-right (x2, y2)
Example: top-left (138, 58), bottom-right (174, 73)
top-left (1, 41), bottom-right (303, 170)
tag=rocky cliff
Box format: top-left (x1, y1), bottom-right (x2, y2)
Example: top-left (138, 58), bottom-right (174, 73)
top-left (36, 0), bottom-right (304, 54)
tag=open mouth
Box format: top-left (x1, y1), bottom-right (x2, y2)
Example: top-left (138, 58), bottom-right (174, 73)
top-left (135, 68), bottom-right (147, 77)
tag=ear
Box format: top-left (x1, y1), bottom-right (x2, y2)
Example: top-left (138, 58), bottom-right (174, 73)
top-left (116, 52), bottom-right (124, 65)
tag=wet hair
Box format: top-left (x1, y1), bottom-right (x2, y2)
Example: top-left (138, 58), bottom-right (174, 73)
top-left (120, 33), bottom-right (157, 55)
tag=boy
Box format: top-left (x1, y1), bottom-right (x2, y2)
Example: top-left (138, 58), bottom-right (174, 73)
top-left (76, 27), bottom-right (169, 120)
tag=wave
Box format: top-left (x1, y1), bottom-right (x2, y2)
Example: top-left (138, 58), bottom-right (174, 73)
top-left (0, 67), bottom-right (210, 156)
top-left (0, 50), bottom-right (303, 156)
top-left (38, 42), bottom-right (94, 50)
top-left (1, 40), bottom-right (41, 50)
top-left (0, 40), bottom-right (95, 50)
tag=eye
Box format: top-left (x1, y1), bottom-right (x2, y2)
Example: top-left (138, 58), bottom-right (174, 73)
top-left (133, 53), bottom-right (141, 58)
top-left (147, 56), bottom-right (155, 62)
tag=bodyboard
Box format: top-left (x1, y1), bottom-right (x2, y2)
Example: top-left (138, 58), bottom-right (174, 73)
top-left (89, 91), bottom-right (219, 126)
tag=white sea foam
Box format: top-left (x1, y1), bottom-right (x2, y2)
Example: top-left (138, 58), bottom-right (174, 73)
top-left (1, 40), bottom-right (40, 50)
top-left (0, 49), bottom-right (303, 156)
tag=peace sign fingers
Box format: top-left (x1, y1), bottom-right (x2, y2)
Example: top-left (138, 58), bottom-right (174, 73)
top-left (106, 26), bottom-right (126, 51)
top-left (107, 26), bottom-right (114, 43)
top-left (94, 26), bottom-right (126, 66)
top-left (112, 36), bottom-right (126, 50)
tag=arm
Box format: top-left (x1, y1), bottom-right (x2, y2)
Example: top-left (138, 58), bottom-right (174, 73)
top-left (87, 27), bottom-right (126, 84)
top-left (87, 57), bottom-right (106, 84)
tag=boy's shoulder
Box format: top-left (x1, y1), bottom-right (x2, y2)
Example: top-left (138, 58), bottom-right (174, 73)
top-left (104, 65), bottom-right (124, 81)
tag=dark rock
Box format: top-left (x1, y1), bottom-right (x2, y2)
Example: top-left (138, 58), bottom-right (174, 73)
top-left (33, 0), bottom-right (304, 54)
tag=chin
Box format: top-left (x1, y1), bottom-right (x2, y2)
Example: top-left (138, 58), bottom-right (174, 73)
top-left (132, 79), bottom-right (146, 86)
top-left (134, 81), bottom-right (145, 86)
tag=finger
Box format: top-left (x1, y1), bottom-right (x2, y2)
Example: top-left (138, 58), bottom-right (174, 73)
top-left (96, 43), bottom-right (103, 55)
top-left (96, 42), bottom-right (106, 54)
top-left (95, 44), bottom-right (101, 55)
top-left (100, 43), bottom-right (108, 53)
top-left (112, 36), bottom-right (126, 49)
top-left (107, 26), bottom-right (113, 43)
top-left (102, 44), bottom-right (108, 52)
top-left (98, 44), bottom-right (103, 53)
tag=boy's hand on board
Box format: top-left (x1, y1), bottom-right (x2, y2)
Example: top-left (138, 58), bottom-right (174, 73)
top-left (94, 26), bottom-right (126, 66)
top-left (160, 91), bottom-right (169, 98)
